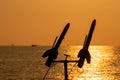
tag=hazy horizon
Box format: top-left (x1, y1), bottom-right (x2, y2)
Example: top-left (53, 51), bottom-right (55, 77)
top-left (0, 0), bottom-right (120, 46)
top-left (0, 44), bottom-right (119, 47)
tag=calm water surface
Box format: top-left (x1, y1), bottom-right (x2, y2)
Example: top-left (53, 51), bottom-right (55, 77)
top-left (0, 46), bottom-right (120, 80)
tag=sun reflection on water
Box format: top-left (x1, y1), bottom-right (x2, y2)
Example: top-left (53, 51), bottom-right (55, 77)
top-left (58, 45), bottom-right (120, 80)
top-left (0, 46), bottom-right (119, 80)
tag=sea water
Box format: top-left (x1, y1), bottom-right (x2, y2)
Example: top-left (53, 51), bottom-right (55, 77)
top-left (0, 46), bottom-right (120, 80)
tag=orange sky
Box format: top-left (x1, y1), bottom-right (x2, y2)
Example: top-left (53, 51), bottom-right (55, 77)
top-left (0, 0), bottom-right (120, 46)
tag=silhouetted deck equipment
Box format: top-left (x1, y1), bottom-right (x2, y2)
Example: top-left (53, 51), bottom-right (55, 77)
top-left (42, 23), bottom-right (70, 67)
top-left (77, 19), bottom-right (96, 68)
top-left (54, 54), bottom-right (79, 80)
top-left (42, 19), bottom-right (96, 80)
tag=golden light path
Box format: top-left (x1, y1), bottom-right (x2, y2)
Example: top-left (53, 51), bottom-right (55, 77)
top-left (58, 46), bottom-right (115, 80)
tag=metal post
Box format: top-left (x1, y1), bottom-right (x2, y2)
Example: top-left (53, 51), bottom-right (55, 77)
top-left (64, 59), bottom-right (68, 80)
top-left (53, 55), bottom-right (79, 80)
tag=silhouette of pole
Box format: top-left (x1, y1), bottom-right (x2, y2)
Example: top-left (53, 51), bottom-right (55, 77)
top-left (54, 54), bottom-right (79, 80)
top-left (64, 55), bottom-right (69, 80)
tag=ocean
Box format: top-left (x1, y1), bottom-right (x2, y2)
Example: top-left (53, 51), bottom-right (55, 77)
top-left (0, 46), bottom-right (120, 80)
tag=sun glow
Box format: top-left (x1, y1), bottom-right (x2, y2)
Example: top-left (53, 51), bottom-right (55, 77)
top-left (59, 46), bottom-right (115, 80)
top-left (76, 46), bottom-right (114, 79)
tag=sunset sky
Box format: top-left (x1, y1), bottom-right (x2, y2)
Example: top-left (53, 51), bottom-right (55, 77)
top-left (0, 0), bottom-right (120, 46)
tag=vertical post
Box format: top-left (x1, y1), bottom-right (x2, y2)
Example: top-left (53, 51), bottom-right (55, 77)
top-left (53, 57), bottom-right (79, 80)
top-left (64, 59), bottom-right (68, 80)
top-left (64, 54), bottom-right (69, 80)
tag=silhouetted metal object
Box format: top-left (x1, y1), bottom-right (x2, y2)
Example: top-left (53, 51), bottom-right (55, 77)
top-left (52, 36), bottom-right (58, 48)
top-left (77, 19), bottom-right (96, 68)
top-left (42, 23), bottom-right (70, 67)
top-left (53, 54), bottom-right (78, 80)
top-left (42, 20), bottom-right (97, 80)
